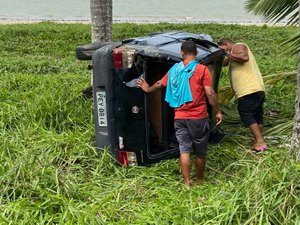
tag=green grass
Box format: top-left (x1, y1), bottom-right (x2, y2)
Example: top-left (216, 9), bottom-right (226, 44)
top-left (0, 21), bottom-right (299, 224)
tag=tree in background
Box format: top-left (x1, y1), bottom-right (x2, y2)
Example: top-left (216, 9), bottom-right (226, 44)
top-left (82, 0), bottom-right (112, 97)
top-left (245, 0), bottom-right (300, 159)
top-left (90, 0), bottom-right (112, 43)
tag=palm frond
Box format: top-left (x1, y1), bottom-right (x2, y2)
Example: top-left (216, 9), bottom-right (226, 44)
top-left (220, 105), bottom-right (241, 123)
top-left (263, 71), bottom-right (297, 86)
top-left (245, 0), bottom-right (299, 25)
top-left (265, 120), bottom-right (293, 136)
top-left (218, 86), bottom-right (235, 104)
top-left (218, 71), bottom-right (296, 104)
top-left (281, 31), bottom-right (300, 56)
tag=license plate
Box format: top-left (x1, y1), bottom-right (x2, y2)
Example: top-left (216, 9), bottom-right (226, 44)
top-left (96, 91), bottom-right (107, 127)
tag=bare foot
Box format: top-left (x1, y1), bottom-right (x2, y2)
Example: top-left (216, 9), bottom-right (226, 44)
top-left (253, 142), bottom-right (267, 152)
top-left (184, 181), bottom-right (192, 190)
top-left (195, 179), bottom-right (203, 186)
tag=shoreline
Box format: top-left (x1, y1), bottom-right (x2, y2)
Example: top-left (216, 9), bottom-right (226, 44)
top-left (0, 18), bottom-right (90, 24)
top-left (0, 18), bottom-right (288, 26)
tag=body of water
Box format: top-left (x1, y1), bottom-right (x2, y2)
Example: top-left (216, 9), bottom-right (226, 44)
top-left (0, 0), bottom-right (267, 24)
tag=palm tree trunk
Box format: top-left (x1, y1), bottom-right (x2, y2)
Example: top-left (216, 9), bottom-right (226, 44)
top-left (290, 0), bottom-right (300, 160)
top-left (290, 53), bottom-right (300, 160)
top-left (88, 0), bottom-right (112, 86)
top-left (90, 0), bottom-right (112, 43)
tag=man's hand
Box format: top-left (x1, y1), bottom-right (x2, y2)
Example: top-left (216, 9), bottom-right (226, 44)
top-left (219, 45), bottom-right (229, 66)
top-left (137, 77), bottom-right (150, 93)
top-left (215, 111), bottom-right (223, 126)
top-left (137, 77), bottom-right (163, 93)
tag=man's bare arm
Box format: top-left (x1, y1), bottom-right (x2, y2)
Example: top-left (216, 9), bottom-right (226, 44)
top-left (204, 86), bottom-right (223, 125)
top-left (228, 44), bottom-right (249, 63)
top-left (137, 77), bottom-right (163, 93)
top-left (222, 55), bottom-right (230, 66)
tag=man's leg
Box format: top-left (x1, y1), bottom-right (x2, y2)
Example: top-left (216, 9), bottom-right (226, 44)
top-left (248, 123), bottom-right (266, 150)
top-left (180, 153), bottom-right (191, 188)
top-left (195, 156), bottom-right (206, 184)
top-left (258, 124), bottom-right (263, 133)
top-left (238, 92), bottom-right (266, 151)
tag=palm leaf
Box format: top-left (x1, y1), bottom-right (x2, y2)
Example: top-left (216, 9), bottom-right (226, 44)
top-left (264, 120), bottom-right (293, 136)
top-left (281, 31), bottom-right (300, 56)
top-left (218, 86), bottom-right (235, 104)
top-left (263, 71), bottom-right (296, 86)
top-left (245, 0), bottom-right (298, 25)
top-left (218, 71), bottom-right (296, 104)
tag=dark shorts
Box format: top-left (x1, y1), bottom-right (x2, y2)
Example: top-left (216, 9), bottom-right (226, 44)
top-left (237, 91), bottom-right (265, 127)
top-left (174, 118), bottom-right (210, 157)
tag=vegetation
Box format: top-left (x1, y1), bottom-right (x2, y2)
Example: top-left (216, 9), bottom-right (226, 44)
top-left (246, 0), bottom-right (300, 162)
top-left (0, 21), bottom-right (299, 224)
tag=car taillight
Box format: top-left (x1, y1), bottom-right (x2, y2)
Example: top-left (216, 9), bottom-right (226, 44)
top-left (118, 151), bottom-right (138, 167)
top-left (113, 46), bottom-right (135, 69)
top-left (113, 48), bottom-right (123, 69)
top-left (122, 47), bottom-right (135, 68)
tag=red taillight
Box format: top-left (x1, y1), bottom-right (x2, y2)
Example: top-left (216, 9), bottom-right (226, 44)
top-left (118, 150), bottom-right (138, 167)
top-left (118, 151), bottom-right (128, 167)
top-left (113, 48), bottom-right (123, 69)
top-left (113, 46), bottom-right (135, 69)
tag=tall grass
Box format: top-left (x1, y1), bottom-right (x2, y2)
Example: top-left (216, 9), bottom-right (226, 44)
top-left (0, 22), bottom-right (299, 224)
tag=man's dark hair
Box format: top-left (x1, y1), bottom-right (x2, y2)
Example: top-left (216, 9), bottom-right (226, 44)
top-left (181, 40), bottom-right (197, 54)
top-left (218, 38), bottom-right (234, 46)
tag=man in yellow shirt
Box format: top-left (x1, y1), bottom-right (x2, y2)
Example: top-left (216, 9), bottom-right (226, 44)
top-left (218, 38), bottom-right (266, 152)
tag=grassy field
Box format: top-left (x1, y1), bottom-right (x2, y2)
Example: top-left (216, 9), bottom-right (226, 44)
top-left (0, 22), bottom-right (299, 224)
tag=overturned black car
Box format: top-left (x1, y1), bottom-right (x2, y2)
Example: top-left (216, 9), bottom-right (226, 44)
top-left (76, 31), bottom-right (225, 166)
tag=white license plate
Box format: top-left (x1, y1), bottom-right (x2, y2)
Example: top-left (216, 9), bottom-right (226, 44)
top-left (96, 91), bottom-right (107, 127)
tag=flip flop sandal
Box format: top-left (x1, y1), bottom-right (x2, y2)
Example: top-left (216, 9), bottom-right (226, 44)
top-left (252, 145), bottom-right (267, 152)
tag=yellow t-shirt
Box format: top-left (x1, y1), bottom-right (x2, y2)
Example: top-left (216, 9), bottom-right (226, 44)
top-left (229, 43), bottom-right (265, 98)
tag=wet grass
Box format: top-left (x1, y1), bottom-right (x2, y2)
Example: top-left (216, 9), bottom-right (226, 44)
top-left (0, 22), bottom-right (299, 224)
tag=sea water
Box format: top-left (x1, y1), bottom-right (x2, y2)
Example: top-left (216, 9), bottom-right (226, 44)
top-left (0, 0), bottom-right (265, 24)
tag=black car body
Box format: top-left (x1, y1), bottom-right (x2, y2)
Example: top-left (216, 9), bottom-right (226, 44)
top-left (76, 31), bottom-right (224, 166)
